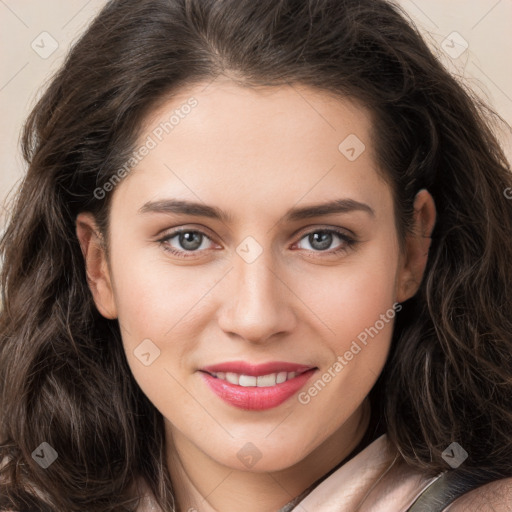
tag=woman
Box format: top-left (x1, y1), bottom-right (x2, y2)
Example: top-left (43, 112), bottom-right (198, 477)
top-left (1, 0), bottom-right (511, 510)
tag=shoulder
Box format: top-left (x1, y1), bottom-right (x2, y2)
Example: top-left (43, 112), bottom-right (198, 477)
top-left (445, 477), bottom-right (512, 511)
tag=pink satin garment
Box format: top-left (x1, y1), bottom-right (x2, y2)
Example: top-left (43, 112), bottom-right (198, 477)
top-left (287, 434), bottom-right (442, 512)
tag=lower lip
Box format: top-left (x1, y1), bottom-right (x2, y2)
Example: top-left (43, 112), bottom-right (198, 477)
top-left (199, 369), bottom-right (317, 411)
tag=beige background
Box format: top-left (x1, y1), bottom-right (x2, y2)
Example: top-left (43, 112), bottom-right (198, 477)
top-left (1, 0), bottom-right (511, 231)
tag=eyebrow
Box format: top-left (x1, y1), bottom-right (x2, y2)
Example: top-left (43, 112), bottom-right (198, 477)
top-left (138, 198), bottom-right (375, 223)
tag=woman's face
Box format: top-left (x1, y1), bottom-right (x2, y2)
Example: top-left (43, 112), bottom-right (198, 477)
top-left (77, 79), bottom-right (434, 473)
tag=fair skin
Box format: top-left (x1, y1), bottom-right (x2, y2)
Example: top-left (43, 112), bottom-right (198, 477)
top-left (76, 79), bottom-right (436, 512)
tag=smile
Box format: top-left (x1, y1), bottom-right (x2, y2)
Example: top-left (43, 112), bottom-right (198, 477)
top-left (199, 367), bottom-right (317, 410)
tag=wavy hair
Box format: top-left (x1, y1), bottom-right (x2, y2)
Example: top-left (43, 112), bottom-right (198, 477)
top-left (1, 0), bottom-right (511, 510)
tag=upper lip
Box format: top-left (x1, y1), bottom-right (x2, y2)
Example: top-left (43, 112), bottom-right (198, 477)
top-left (200, 361), bottom-right (316, 377)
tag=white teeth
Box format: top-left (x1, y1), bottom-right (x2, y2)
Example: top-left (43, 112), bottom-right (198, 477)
top-left (276, 371), bottom-right (288, 384)
top-left (212, 371), bottom-right (301, 386)
top-left (257, 374), bottom-right (277, 387)
top-left (225, 372), bottom-right (239, 385)
top-left (239, 375), bottom-right (257, 387)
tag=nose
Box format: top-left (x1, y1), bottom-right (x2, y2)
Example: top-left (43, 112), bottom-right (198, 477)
top-left (217, 247), bottom-right (296, 344)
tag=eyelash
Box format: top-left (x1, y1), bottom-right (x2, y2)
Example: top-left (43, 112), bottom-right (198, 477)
top-left (157, 227), bottom-right (357, 259)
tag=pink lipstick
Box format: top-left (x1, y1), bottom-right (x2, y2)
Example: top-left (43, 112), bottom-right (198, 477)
top-left (199, 361), bottom-right (317, 410)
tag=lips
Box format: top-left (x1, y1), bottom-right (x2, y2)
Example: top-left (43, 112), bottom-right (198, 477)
top-left (199, 360), bottom-right (317, 410)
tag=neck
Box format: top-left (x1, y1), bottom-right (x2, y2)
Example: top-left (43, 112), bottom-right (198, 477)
top-left (165, 398), bottom-right (372, 512)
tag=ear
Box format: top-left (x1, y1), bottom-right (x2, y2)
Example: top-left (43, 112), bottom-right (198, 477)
top-left (396, 189), bottom-right (436, 303)
top-left (75, 212), bottom-right (118, 319)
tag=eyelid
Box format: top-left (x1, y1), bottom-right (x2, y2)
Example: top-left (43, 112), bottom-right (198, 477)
top-left (293, 223), bottom-right (356, 240)
top-left (157, 223), bottom-right (355, 241)
top-left (155, 223), bottom-right (217, 239)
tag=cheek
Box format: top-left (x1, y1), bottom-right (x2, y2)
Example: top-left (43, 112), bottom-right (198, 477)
top-left (294, 255), bottom-right (399, 438)
top-left (109, 252), bottom-right (213, 413)
top-left (107, 244), bottom-right (232, 403)
top-left (109, 239), bottom-right (214, 336)
top-left (299, 236), bottom-right (400, 348)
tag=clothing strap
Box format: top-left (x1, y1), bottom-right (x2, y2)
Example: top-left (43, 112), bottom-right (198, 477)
top-left (407, 469), bottom-right (499, 511)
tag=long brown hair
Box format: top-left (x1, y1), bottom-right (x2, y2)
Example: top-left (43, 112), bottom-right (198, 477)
top-left (1, 0), bottom-right (511, 510)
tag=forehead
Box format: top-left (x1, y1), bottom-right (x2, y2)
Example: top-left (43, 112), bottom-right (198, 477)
top-left (110, 79), bottom-right (390, 224)
top-left (141, 78), bottom-right (375, 160)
